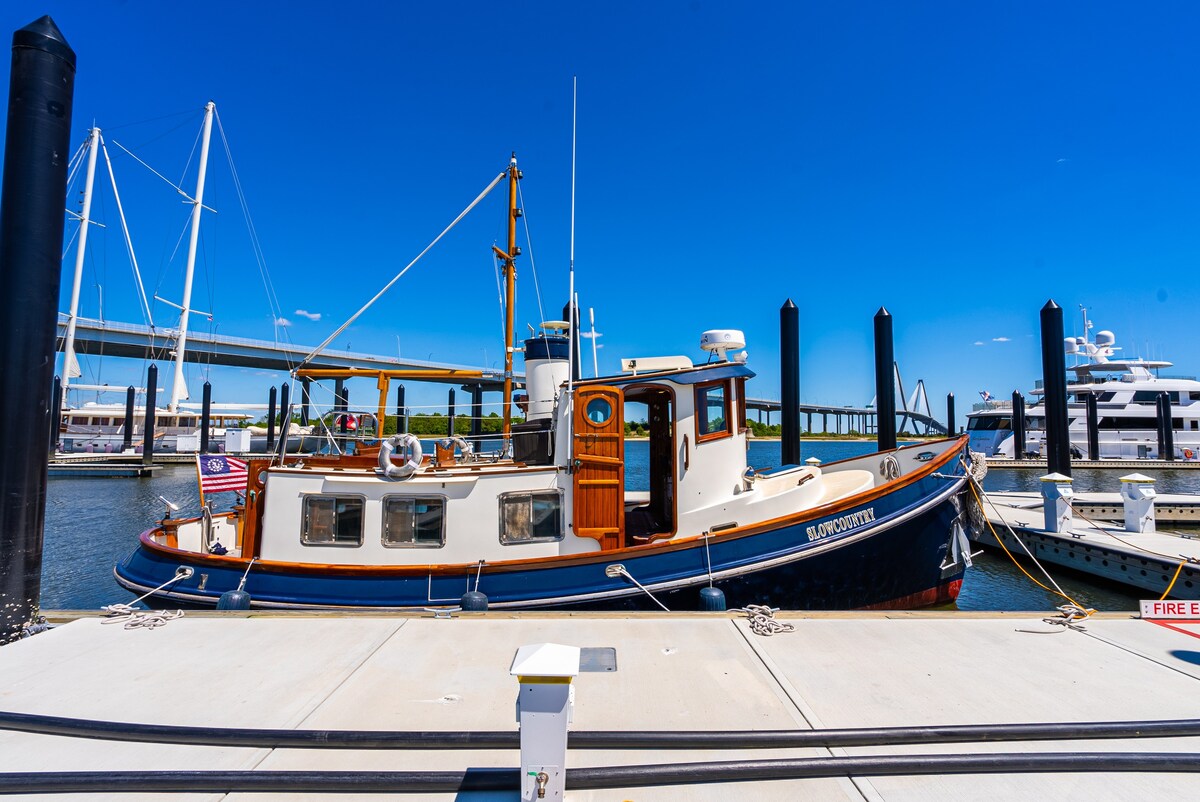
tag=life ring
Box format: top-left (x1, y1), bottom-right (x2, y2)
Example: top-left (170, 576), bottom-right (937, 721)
top-left (378, 433), bottom-right (423, 479)
top-left (440, 434), bottom-right (474, 462)
top-left (1185, 448), bottom-right (1195, 460)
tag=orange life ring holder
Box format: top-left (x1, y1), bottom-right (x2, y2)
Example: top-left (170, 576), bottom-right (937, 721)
top-left (1185, 448), bottom-right (1196, 460)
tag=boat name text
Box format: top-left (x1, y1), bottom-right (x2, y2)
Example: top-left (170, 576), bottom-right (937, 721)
top-left (807, 508), bottom-right (876, 541)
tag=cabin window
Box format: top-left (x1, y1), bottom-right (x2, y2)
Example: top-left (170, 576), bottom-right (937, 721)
top-left (499, 490), bottom-right (563, 544)
top-left (301, 495), bottom-right (364, 546)
top-left (694, 381), bottom-right (730, 442)
top-left (382, 496), bottom-right (445, 548)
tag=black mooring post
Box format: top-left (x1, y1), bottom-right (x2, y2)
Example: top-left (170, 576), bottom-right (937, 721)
top-left (1040, 300), bottom-right (1071, 476)
top-left (1011, 390), bottom-right (1026, 458)
top-left (278, 382), bottom-right (290, 455)
top-left (780, 299), bottom-right (800, 465)
top-left (396, 384), bottom-right (406, 433)
top-left (0, 16), bottom-right (76, 644)
top-left (1160, 391), bottom-right (1175, 461)
top-left (299, 377), bottom-right (310, 426)
top-left (946, 393), bottom-right (955, 439)
top-left (200, 381), bottom-right (212, 453)
top-left (48, 376), bottom-right (61, 452)
top-left (873, 308), bottom-right (897, 451)
top-left (266, 386), bottom-right (277, 452)
top-left (335, 378), bottom-right (346, 433)
top-left (469, 384), bottom-right (482, 442)
top-left (122, 385), bottom-right (135, 451)
top-left (447, 388), bottom-right (456, 437)
top-left (1085, 391), bottom-right (1099, 461)
top-left (142, 364), bottom-right (157, 466)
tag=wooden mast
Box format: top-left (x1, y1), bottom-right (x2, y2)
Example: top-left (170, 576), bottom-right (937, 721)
top-left (493, 154), bottom-right (520, 446)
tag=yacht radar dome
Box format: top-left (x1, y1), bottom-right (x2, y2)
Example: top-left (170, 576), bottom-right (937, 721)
top-left (1094, 330), bottom-right (1115, 347)
top-left (1064, 338), bottom-right (1079, 354)
top-left (700, 329), bottom-right (746, 362)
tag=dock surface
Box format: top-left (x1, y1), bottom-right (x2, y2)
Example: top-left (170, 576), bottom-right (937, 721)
top-left (3, 611), bottom-right (1200, 800)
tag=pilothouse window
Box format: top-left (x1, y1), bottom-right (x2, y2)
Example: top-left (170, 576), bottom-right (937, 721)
top-left (499, 490), bottom-right (564, 544)
top-left (301, 496), bottom-right (364, 546)
top-left (695, 381), bottom-right (730, 441)
top-left (382, 496), bottom-right (446, 548)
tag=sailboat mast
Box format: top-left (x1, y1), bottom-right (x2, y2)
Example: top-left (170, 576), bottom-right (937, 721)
top-left (169, 101), bottom-right (215, 412)
top-left (61, 126), bottom-right (101, 393)
top-left (501, 154), bottom-right (519, 442)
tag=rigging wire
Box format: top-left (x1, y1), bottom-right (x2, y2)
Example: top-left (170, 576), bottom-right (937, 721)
top-left (296, 170), bottom-right (508, 371)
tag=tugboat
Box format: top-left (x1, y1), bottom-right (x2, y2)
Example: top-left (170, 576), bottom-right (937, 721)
top-left (115, 157), bottom-right (977, 611)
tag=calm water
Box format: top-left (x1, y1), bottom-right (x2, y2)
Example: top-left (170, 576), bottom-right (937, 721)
top-left (42, 440), bottom-right (1194, 612)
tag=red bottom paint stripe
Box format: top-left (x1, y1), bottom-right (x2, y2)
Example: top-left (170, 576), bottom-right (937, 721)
top-left (863, 579), bottom-right (963, 611)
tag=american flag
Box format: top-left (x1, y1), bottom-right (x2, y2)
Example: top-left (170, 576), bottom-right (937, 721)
top-left (197, 455), bottom-right (248, 494)
top-left (979, 390), bottom-right (992, 402)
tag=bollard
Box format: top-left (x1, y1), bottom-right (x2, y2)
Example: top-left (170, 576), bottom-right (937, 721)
top-left (1120, 473), bottom-right (1156, 533)
top-left (1040, 473), bottom-right (1074, 534)
top-left (510, 642), bottom-right (579, 802)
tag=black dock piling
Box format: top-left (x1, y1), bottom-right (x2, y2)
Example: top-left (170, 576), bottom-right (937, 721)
top-left (1159, 392), bottom-right (1175, 461)
top-left (0, 16), bottom-right (75, 644)
top-left (874, 308), bottom-right (897, 451)
top-left (469, 384), bottom-right (482, 442)
top-left (780, 300), bottom-right (800, 465)
top-left (335, 379), bottom-right (347, 433)
top-left (278, 382), bottom-right (290, 454)
top-left (122, 386), bottom-right (134, 451)
top-left (396, 385), bottom-right (406, 433)
top-left (48, 377), bottom-right (61, 452)
top-left (1085, 391), bottom-right (1099, 461)
top-left (946, 393), bottom-right (955, 438)
top-left (142, 365), bottom-right (157, 466)
top-left (1011, 390), bottom-right (1026, 458)
top-left (299, 377), bottom-right (310, 426)
top-left (200, 381), bottom-right (211, 453)
top-left (266, 386), bottom-right (277, 452)
top-left (447, 388), bottom-right (456, 437)
top-left (1040, 300), bottom-right (1071, 476)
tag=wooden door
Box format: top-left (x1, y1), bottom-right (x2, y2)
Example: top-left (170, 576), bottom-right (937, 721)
top-left (573, 386), bottom-right (624, 550)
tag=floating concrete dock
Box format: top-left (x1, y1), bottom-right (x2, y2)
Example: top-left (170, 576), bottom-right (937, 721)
top-left (2, 611), bottom-right (1200, 799)
top-left (977, 492), bottom-right (1200, 599)
top-left (985, 457), bottom-right (1200, 470)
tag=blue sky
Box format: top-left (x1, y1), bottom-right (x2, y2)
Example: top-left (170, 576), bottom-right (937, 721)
top-left (4, 2), bottom-right (1199, 427)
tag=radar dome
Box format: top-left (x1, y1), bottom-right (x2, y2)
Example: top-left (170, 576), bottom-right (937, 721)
top-left (700, 329), bottom-right (746, 352)
top-left (1094, 330), bottom-right (1115, 346)
top-left (1064, 338), bottom-right (1078, 354)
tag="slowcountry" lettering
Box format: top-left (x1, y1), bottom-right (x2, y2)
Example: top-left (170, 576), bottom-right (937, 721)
top-left (806, 508), bottom-right (876, 541)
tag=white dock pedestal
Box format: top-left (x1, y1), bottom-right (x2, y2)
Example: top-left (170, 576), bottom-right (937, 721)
top-left (1120, 473), bottom-right (1157, 533)
top-left (1040, 472), bottom-right (1073, 533)
top-left (511, 642), bottom-right (579, 802)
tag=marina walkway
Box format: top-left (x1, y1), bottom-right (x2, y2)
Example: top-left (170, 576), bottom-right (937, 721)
top-left (2, 611), bottom-right (1200, 799)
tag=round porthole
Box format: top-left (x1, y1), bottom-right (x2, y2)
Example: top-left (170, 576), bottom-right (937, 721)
top-left (586, 397), bottom-right (612, 425)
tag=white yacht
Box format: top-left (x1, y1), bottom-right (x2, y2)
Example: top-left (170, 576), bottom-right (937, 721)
top-left (967, 314), bottom-right (1200, 460)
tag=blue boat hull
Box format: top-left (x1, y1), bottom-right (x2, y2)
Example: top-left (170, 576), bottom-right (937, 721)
top-left (114, 445), bottom-right (973, 611)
